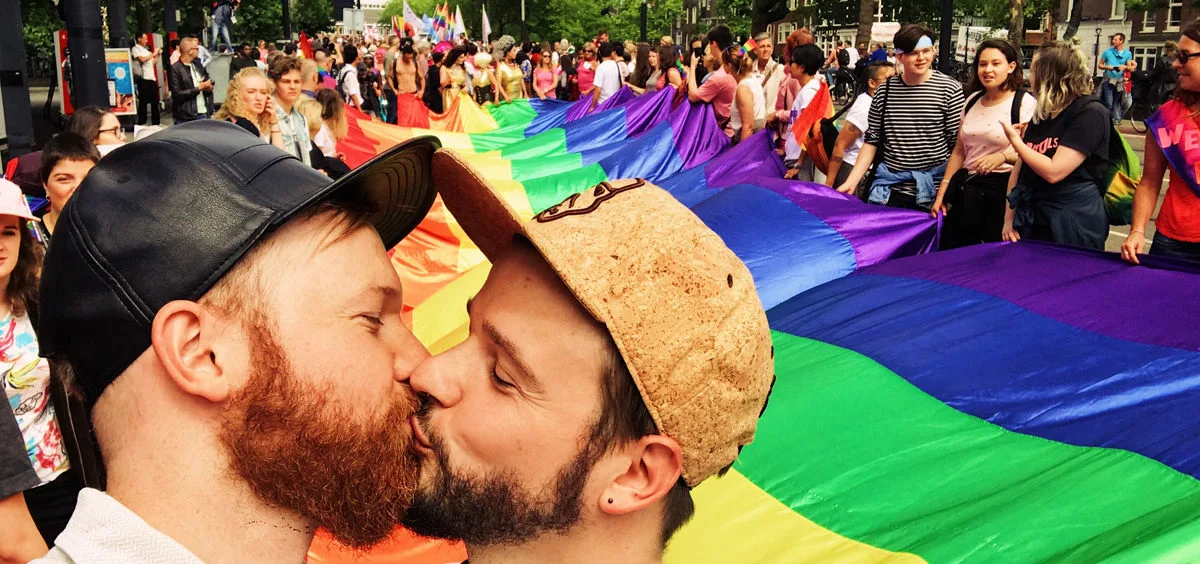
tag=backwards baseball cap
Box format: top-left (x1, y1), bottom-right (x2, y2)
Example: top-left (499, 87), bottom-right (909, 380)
top-left (433, 150), bottom-right (773, 487)
top-left (39, 120), bottom-right (440, 405)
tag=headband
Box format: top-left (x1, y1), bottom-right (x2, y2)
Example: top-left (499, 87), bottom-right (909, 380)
top-left (899, 35), bottom-right (934, 54)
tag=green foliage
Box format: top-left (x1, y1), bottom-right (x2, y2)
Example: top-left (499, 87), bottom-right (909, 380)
top-left (293, 0), bottom-right (335, 34)
top-left (715, 0), bottom-right (753, 38)
top-left (22, 0), bottom-right (61, 60)
top-left (380, 0), bottom-right (680, 46)
top-left (235, 0), bottom-right (285, 41)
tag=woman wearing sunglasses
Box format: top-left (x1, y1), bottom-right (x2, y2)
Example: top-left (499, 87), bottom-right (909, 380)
top-left (1122, 18), bottom-right (1200, 263)
top-left (66, 106), bottom-right (127, 156)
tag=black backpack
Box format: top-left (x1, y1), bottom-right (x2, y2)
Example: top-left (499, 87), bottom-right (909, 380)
top-left (837, 49), bottom-right (850, 68)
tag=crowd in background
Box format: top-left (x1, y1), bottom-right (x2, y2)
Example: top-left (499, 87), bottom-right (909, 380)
top-left (6, 13), bottom-right (1200, 560)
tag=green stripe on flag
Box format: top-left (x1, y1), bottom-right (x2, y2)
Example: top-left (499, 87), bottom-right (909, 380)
top-left (522, 163), bottom-right (608, 212)
top-left (499, 129), bottom-right (568, 160)
top-left (510, 153), bottom-right (585, 181)
top-left (739, 331), bottom-right (1200, 562)
top-left (487, 99), bottom-right (536, 129)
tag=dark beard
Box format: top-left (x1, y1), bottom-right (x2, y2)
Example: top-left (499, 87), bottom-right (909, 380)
top-left (402, 407), bottom-right (603, 546)
top-left (219, 321), bottom-right (421, 548)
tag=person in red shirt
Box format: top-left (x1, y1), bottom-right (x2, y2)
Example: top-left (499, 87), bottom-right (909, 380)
top-left (1122, 19), bottom-right (1200, 263)
top-left (688, 25), bottom-right (738, 129)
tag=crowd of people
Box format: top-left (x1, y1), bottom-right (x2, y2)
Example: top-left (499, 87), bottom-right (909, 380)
top-left (3, 14), bottom-right (1200, 563)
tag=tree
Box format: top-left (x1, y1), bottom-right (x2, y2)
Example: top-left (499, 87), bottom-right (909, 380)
top-left (1062, 0), bottom-right (1083, 40)
top-left (1008, 0), bottom-right (1024, 46)
top-left (856, 0), bottom-right (875, 50)
top-left (752, 0), bottom-right (788, 35)
top-left (293, 0), bottom-right (334, 34)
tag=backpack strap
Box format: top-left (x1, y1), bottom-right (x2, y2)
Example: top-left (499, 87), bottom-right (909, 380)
top-left (1010, 87), bottom-right (1025, 124)
top-left (962, 90), bottom-right (986, 116)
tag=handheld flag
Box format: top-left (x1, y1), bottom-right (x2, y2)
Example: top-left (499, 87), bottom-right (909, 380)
top-left (403, 0), bottom-right (423, 36)
top-left (298, 31), bottom-right (314, 58)
top-left (455, 5), bottom-right (467, 39)
top-left (481, 5), bottom-right (491, 45)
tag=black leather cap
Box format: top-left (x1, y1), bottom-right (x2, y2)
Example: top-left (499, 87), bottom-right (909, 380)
top-left (38, 120), bottom-right (440, 405)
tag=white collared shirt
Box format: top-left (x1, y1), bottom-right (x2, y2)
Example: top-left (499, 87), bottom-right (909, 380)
top-left (32, 488), bottom-right (205, 564)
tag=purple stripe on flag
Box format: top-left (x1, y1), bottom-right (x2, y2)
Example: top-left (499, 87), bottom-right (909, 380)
top-left (861, 241), bottom-right (1200, 351)
top-left (748, 178), bottom-right (941, 267)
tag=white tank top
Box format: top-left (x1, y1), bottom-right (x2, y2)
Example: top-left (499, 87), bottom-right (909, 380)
top-left (729, 77), bottom-right (766, 133)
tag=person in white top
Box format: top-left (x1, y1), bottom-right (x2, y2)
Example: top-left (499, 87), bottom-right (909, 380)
top-left (730, 50), bottom-right (767, 142)
top-left (338, 44), bottom-right (364, 109)
top-left (826, 61), bottom-right (895, 189)
top-left (845, 41), bottom-right (860, 68)
top-left (931, 39), bottom-right (1036, 248)
top-left (591, 41), bottom-right (624, 108)
top-left (776, 44), bottom-right (826, 181)
top-left (130, 34), bottom-right (162, 125)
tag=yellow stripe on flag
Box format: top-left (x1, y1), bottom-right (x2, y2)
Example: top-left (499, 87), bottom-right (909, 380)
top-left (666, 470), bottom-right (925, 564)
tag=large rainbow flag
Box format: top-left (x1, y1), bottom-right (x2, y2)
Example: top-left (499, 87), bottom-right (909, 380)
top-left (307, 88), bottom-right (1200, 563)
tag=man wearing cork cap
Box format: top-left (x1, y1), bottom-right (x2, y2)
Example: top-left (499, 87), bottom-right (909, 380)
top-left (403, 150), bottom-right (774, 561)
top-left (32, 121), bottom-right (439, 562)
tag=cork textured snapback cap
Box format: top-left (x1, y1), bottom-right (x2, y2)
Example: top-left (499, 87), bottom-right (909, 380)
top-left (433, 149), bottom-right (774, 487)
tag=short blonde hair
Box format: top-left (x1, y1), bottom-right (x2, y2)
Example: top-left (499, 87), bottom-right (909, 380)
top-left (295, 97), bottom-right (324, 138)
top-left (1031, 42), bottom-right (1093, 122)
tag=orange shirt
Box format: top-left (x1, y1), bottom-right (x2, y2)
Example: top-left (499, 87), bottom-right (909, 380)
top-left (1158, 167), bottom-right (1200, 242)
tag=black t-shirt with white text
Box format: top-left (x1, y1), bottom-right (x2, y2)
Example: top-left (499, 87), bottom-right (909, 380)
top-left (1018, 95), bottom-right (1109, 192)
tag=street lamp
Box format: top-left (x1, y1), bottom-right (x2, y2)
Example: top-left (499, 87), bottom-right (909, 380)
top-left (1094, 26), bottom-right (1103, 76)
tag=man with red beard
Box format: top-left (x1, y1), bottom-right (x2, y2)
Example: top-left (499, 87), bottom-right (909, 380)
top-left (31, 120), bottom-right (439, 562)
top-left (402, 151), bottom-right (775, 562)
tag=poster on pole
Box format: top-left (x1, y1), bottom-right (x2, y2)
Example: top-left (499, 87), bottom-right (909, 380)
top-left (870, 22), bottom-right (901, 44)
top-left (105, 48), bottom-right (136, 116)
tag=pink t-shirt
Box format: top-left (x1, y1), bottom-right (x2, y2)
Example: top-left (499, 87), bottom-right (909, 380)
top-left (577, 60), bottom-right (596, 94)
top-left (534, 67), bottom-right (558, 97)
top-left (960, 91), bottom-right (1036, 174)
top-left (696, 68), bottom-right (738, 124)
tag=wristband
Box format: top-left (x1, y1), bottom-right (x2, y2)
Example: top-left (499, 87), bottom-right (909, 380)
top-left (1131, 229), bottom-right (1145, 235)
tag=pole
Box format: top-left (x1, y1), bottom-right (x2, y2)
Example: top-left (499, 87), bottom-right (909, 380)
top-left (109, 0), bottom-right (129, 48)
top-left (640, 0), bottom-right (648, 42)
top-left (284, 0), bottom-right (293, 40)
top-left (164, 0), bottom-right (178, 41)
top-left (63, 0), bottom-right (110, 110)
top-left (938, 0), bottom-right (952, 73)
top-left (0, 0), bottom-right (36, 156)
top-left (521, 0), bottom-right (528, 42)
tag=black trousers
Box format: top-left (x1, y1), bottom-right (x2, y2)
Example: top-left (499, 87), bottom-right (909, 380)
top-left (136, 78), bottom-right (160, 125)
top-left (941, 172), bottom-right (1010, 250)
top-left (24, 470), bottom-right (83, 546)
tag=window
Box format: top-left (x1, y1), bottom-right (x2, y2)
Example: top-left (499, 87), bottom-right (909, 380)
top-left (1142, 10), bottom-right (1155, 32)
top-left (1133, 46), bottom-right (1159, 71)
top-left (1167, 0), bottom-right (1183, 30)
top-left (1112, 0), bottom-right (1126, 19)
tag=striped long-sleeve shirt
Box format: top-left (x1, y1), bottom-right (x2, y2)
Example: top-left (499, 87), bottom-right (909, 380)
top-left (865, 71), bottom-right (965, 195)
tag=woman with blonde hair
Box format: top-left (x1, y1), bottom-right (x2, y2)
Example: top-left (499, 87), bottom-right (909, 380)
top-left (213, 67), bottom-right (285, 150)
top-left (304, 89), bottom-right (351, 178)
top-left (1001, 41), bottom-right (1109, 249)
top-left (729, 49), bottom-right (766, 142)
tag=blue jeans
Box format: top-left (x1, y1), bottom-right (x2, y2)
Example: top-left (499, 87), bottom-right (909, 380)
top-left (210, 9), bottom-right (232, 52)
top-left (825, 68), bottom-right (838, 93)
top-left (1100, 81), bottom-right (1124, 122)
top-left (1149, 231), bottom-right (1200, 262)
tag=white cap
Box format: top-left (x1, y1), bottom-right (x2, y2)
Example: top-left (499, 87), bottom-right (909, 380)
top-left (0, 179), bottom-right (40, 222)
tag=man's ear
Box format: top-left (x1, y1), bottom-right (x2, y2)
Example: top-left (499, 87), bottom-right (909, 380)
top-left (150, 300), bottom-right (233, 403)
top-left (597, 436), bottom-right (683, 516)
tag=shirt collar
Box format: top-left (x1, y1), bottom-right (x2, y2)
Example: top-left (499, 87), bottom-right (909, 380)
top-left (51, 488), bottom-right (206, 564)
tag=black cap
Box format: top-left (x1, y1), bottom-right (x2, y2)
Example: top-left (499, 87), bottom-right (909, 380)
top-left (38, 120), bottom-right (440, 405)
